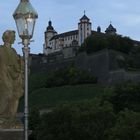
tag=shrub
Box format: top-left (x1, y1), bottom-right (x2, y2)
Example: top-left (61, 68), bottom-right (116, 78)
top-left (79, 34), bottom-right (134, 54)
top-left (35, 99), bottom-right (116, 140)
top-left (105, 81), bottom-right (140, 112)
top-left (29, 66), bottom-right (97, 91)
top-left (109, 109), bottom-right (140, 140)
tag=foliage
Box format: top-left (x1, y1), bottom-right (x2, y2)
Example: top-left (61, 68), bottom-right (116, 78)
top-left (29, 73), bottom-right (47, 93)
top-left (101, 81), bottom-right (140, 112)
top-left (35, 99), bottom-right (116, 140)
top-left (79, 34), bottom-right (134, 54)
top-left (29, 107), bottom-right (40, 140)
top-left (79, 34), bottom-right (107, 53)
top-left (45, 67), bottom-right (97, 87)
top-left (79, 33), bottom-right (140, 69)
top-left (27, 81), bottom-right (140, 140)
top-left (29, 66), bottom-right (97, 92)
top-left (126, 45), bottom-right (140, 69)
top-left (19, 84), bottom-right (108, 111)
top-left (29, 107), bottom-right (40, 130)
top-left (109, 109), bottom-right (140, 140)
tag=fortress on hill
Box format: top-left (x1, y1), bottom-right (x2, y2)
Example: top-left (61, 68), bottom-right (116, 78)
top-left (30, 14), bottom-right (140, 85)
top-left (43, 13), bottom-right (117, 57)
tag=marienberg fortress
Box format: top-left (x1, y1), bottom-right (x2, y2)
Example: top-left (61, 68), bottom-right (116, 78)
top-left (29, 14), bottom-right (140, 85)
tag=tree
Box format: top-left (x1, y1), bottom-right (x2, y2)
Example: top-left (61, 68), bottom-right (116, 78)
top-left (109, 82), bottom-right (140, 112)
top-left (79, 34), bottom-right (134, 54)
top-left (80, 34), bottom-right (107, 53)
top-left (35, 99), bottom-right (116, 140)
top-left (29, 107), bottom-right (40, 140)
top-left (127, 45), bottom-right (140, 68)
top-left (109, 109), bottom-right (140, 140)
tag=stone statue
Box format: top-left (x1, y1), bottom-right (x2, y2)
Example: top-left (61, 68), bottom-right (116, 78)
top-left (0, 30), bottom-right (23, 129)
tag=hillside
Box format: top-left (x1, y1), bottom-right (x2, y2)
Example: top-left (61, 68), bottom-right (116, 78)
top-left (18, 84), bottom-right (112, 111)
top-left (79, 34), bottom-right (140, 69)
top-left (28, 81), bottom-right (140, 140)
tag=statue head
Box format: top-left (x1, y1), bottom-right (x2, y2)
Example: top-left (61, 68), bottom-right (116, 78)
top-left (2, 30), bottom-right (15, 45)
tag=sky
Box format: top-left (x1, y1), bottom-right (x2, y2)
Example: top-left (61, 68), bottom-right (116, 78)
top-left (0, 0), bottom-right (140, 55)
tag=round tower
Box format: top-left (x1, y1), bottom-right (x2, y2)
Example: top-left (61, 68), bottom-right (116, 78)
top-left (43, 20), bottom-right (57, 55)
top-left (97, 26), bottom-right (101, 33)
top-left (78, 12), bottom-right (92, 46)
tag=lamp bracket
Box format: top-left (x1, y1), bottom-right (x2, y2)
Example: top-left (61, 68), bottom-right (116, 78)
top-left (18, 40), bottom-right (34, 45)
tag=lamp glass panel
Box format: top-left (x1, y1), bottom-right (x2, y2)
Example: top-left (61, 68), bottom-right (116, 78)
top-left (26, 17), bottom-right (36, 38)
top-left (15, 17), bottom-right (35, 39)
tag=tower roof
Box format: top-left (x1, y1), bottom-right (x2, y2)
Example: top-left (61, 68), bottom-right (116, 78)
top-left (105, 23), bottom-right (116, 33)
top-left (97, 26), bottom-right (101, 33)
top-left (80, 14), bottom-right (90, 21)
top-left (47, 20), bottom-right (54, 31)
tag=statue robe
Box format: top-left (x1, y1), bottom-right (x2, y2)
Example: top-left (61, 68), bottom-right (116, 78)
top-left (0, 46), bottom-right (23, 118)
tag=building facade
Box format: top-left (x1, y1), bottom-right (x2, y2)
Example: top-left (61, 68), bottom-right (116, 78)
top-left (43, 14), bottom-right (117, 56)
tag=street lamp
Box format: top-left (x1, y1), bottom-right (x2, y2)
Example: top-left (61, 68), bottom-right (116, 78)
top-left (13, 0), bottom-right (38, 140)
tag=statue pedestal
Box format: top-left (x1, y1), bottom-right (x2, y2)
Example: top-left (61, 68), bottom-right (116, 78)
top-left (0, 129), bottom-right (23, 140)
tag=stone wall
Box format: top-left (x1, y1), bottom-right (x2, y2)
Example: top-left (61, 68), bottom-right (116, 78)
top-left (76, 49), bottom-right (140, 85)
top-left (29, 53), bottom-right (75, 74)
top-left (75, 50), bottom-right (110, 84)
top-left (62, 46), bottom-right (77, 59)
top-left (29, 49), bottom-right (140, 85)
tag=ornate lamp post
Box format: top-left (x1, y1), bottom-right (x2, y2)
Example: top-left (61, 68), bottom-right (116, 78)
top-left (13, 0), bottom-right (38, 140)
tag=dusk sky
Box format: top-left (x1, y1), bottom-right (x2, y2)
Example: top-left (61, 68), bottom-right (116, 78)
top-left (0, 0), bottom-right (140, 55)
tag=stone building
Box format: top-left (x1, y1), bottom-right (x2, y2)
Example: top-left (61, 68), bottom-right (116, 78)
top-left (43, 13), bottom-right (117, 57)
top-left (29, 13), bottom-right (140, 85)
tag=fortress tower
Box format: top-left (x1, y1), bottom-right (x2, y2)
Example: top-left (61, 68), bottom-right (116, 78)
top-left (78, 12), bottom-right (92, 46)
top-left (105, 23), bottom-right (117, 35)
top-left (43, 21), bottom-right (57, 55)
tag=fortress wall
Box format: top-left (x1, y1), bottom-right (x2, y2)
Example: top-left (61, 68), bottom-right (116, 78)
top-left (29, 49), bottom-right (140, 85)
top-left (30, 55), bottom-right (75, 74)
top-left (75, 49), bottom-right (110, 84)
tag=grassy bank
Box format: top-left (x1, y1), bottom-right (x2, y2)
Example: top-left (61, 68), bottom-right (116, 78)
top-left (18, 84), bottom-right (113, 111)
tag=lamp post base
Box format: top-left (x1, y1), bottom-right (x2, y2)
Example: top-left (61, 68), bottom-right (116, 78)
top-left (0, 129), bottom-right (24, 140)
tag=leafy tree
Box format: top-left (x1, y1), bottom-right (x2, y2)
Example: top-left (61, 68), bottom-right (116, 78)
top-left (79, 34), bottom-right (134, 54)
top-left (80, 34), bottom-right (107, 53)
top-left (127, 45), bottom-right (140, 68)
top-left (29, 107), bottom-right (40, 140)
top-left (29, 66), bottom-right (97, 91)
top-left (35, 99), bottom-right (116, 140)
top-left (104, 82), bottom-right (140, 112)
top-left (109, 109), bottom-right (140, 140)
top-left (67, 67), bottom-right (97, 85)
top-left (29, 107), bottom-right (40, 130)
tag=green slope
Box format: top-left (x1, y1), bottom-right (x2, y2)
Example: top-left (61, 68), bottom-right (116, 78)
top-left (18, 84), bottom-right (113, 111)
